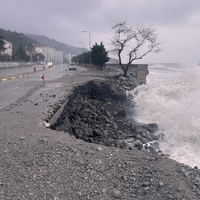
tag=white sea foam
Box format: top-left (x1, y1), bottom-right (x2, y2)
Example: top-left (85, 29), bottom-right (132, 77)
top-left (129, 63), bottom-right (200, 168)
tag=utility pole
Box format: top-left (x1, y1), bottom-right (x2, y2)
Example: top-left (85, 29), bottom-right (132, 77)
top-left (17, 35), bottom-right (23, 66)
top-left (82, 30), bottom-right (91, 67)
top-left (78, 42), bottom-right (84, 64)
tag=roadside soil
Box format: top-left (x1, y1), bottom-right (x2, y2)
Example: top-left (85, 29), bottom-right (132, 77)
top-left (0, 66), bottom-right (200, 200)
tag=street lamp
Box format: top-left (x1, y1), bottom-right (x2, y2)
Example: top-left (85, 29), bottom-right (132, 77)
top-left (17, 35), bottom-right (23, 66)
top-left (82, 30), bottom-right (91, 67)
top-left (78, 42), bottom-right (84, 64)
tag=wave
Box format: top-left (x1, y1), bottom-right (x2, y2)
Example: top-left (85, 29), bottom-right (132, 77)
top-left (129, 63), bottom-right (200, 167)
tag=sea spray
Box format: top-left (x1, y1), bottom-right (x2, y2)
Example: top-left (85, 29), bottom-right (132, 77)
top-left (129, 63), bottom-right (200, 168)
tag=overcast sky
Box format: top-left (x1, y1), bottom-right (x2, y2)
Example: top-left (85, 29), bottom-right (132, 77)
top-left (0, 0), bottom-right (200, 63)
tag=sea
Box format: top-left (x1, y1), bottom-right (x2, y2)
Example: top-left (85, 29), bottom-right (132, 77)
top-left (129, 63), bottom-right (200, 168)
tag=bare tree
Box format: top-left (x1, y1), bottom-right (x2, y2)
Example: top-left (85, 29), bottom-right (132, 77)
top-left (111, 21), bottom-right (161, 77)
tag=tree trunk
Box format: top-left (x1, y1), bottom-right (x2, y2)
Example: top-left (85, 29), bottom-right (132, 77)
top-left (123, 67), bottom-right (128, 77)
top-left (120, 62), bottom-right (129, 77)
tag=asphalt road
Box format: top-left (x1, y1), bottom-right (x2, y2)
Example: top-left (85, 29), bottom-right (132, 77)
top-left (0, 64), bottom-right (83, 110)
top-left (0, 64), bottom-right (45, 80)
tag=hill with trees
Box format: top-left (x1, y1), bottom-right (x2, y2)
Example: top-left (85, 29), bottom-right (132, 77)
top-left (26, 34), bottom-right (85, 55)
top-left (0, 27), bottom-right (84, 61)
top-left (0, 28), bottom-right (38, 61)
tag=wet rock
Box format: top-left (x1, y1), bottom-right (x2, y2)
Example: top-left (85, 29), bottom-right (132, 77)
top-left (134, 141), bottom-right (143, 150)
top-left (147, 123), bottom-right (158, 133)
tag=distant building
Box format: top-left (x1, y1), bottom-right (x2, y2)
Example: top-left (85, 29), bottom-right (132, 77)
top-left (52, 49), bottom-right (63, 64)
top-left (42, 46), bottom-right (53, 63)
top-left (0, 40), bottom-right (12, 60)
top-left (34, 44), bottom-right (43, 54)
top-left (34, 44), bottom-right (52, 62)
top-left (34, 44), bottom-right (64, 64)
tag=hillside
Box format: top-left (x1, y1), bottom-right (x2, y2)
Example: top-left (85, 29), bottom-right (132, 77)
top-left (26, 34), bottom-right (84, 55)
top-left (0, 28), bottom-right (38, 54)
top-left (0, 27), bottom-right (83, 56)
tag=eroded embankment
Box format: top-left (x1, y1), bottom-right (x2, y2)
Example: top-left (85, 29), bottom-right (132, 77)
top-left (50, 75), bottom-right (162, 153)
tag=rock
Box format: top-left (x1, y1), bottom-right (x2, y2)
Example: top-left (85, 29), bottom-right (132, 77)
top-left (148, 146), bottom-right (157, 154)
top-left (105, 111), bottom-right (112, 118)
top-left (147, 123), bottom-right (158, 133)
top-left (43, 121), bottom-right (51, 128)
top-left (149, 133), bottom-right (158, 141)
top-left (20, 137), bottom-right (25, 141)
top-left (116, 109), bottom-right (126, 117)
top-left (136, 134), bottom-right (142, 139)
top-left (166, 194), bottom-right (174, 199)
top-left (112, 122), bottom-right (118, 129)
top-left (104, 116), bottom-right (111, 123)
top-left (111, 189), bottom-right (121, 198)
top-left (96, 146), bottom-right (103, 151)
top-left (92, 129), bottom-right (102, 137)
top-left (134, 141), bottom-right (143, 150)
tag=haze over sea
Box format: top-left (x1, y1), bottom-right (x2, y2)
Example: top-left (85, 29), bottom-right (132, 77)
top-left (130, 63), bottom-right (200, 168)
